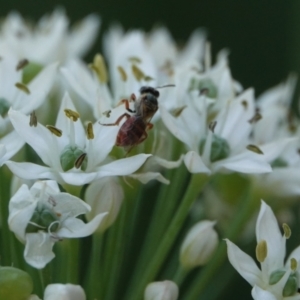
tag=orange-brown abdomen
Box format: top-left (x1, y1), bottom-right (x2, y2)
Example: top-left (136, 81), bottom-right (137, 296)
top-left (116, 116), bottom-right (147, 147)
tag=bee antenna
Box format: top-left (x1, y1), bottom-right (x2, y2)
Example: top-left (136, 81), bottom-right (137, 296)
top-left (155, 84), bottom-right (176, 89)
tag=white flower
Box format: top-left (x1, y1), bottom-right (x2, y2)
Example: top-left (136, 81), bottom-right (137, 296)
top-left (8, 180), bottom-right (107, 269)
top-left (180, 220), bottom-right (218, 269)
top-left (144, 280), bottom-right (179, 300)
top-left (44, 284), bottom-right (86, 300)
top-left (0, 56), bottom-right (57, 166)
top-left (0, 9), bottom-right (100, 65)
top-left (85, 177), bottom-right (124, 232)
top-left (161, 88), bottom-right (272, 174)
top-left (6, 92), bottom-right (151, 185)
top-left (226, 201), bottom-right (300, 299)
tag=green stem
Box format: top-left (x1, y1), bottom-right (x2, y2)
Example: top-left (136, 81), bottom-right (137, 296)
top-left (173, 265), bottom-right (189, 286)
top-left (127, 173), bottom-right (209, 300)
top-left (85, 233), bottom-right (103, 300)
top-left (104, 201), bottom-right (128, 300)
top-left (67, 239), bottom-right (79, 283)
top-left (185, 183), bottom-right (258, 299)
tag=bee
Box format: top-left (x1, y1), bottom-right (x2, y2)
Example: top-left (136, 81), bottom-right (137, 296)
top-left (100, 85), bottom-right (174, 153)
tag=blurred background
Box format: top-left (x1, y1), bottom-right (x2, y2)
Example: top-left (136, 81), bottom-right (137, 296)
top-left (1, 1), bottom-right (297, 97)
top-left (1, 1), bottom-right (299, 299)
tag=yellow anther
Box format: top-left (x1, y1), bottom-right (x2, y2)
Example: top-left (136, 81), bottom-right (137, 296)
top-left (132, 64), bottom-right (145, 81)
top-left (117, 66), bottom-right (127, 82)
top-left (87, 122), bottom-right (94, 140)
top-left (16, 58), bottom-right (29, 71)
top-left (144, 75), bottom-right (154, 82)
top-left (46, 125), bottom-right (62, 137)
top-left (246, 144), bottom-right (264, 155)
top-left (29, 111), bottom-right (37, 127)
top-left (282, 223), bottom-right (291, 239)
top-left (15, 82), bottom-right (30, 94)
top-left (89, 54), bottom-right (108, 83)
top-left (64, 109), bottom-right (80, 122)
top-left (256, 240), bottom-right (268, 263)
top-left (75, 153), bottom-right (87, 169)
top-left (128, 56), bottom-right (142, 63)
top-left (290, 258), bottom-right (297, 271)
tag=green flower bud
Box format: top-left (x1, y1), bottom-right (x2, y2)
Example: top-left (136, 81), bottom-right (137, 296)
top-left (22, 62), bottom-right (43, 84)
top-left (60, 145), bottom-right (87, 171)
top-left (283, 273), bottom-right (298, 297)
top-left (200, 134), bottom-right (230, 162)
top-left (0, 266), bottom-right (33, 300)
top-left (26, 205), bottom-right (59, 233)
top-left (0, 98), bottom-right (10, 117)
top-left (271, 157), bottom-right (288, 168)
top-left (269, 269), bottom-right (285, 285)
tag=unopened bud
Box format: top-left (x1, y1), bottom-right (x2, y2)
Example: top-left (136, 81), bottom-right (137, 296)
top-left (144, 280), bottom-right (178, 300)
top-left (0, 266), bottom-right (33, 300)
top-left (44, 284), bottom-right (86, 300)
top-left (85, 177), bottom-right (123, 232)
top-left (180, 220), bottom-right (218, 269)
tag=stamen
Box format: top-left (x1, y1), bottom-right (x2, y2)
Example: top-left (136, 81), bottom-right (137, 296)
top-left (256, 240), bottom-right (267, 262)
top-left (64, 109), bottom-right (80, 122)
top-left (86, 122), bottom-right (94, 139)
top-left (246, 144), bottom-right (264, 154)
top-left (132, 64), bottom-right (145, 81)
top-left (46, 125), bottom-right (62, 137)
top-left (29, 111), bottom-right (37, 127)
top-left (89, 54), bottom-right (108, 83)
top-left (15, 82), bottom-right (30, 94)
top-left (144, 75), bottom-right (154, 81)
top-left (16, 58), bottom-right (29, 71)
top-left (241, 100), bottom-right (248, 109)
top-left (282, 223), bottom-right (291, 239)
top-left (248, 111), bottom-right (262, 124)
top-left (290, 258), bottom-right (297, 271)
top-left (171, 106), bottom-right (187, 117)
top-left (117, 66), bottom-right (127, 82)
top-left (128, 56), bottom-right (142, 64)
top-left (208, 121), bottom-right (217, 133)
top-left (75, 153), bottom-right (87, 169)
top-left (102, 110), bottom-right (111, 118)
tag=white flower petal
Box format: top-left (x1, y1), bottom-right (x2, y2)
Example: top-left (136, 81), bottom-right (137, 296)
top-left (184, 151), bottom-right (211, 174)
top-left (59, 171), bottom-right (98, 186)
top-left (212, 151), bottom-right (272, 174)
top-left (251, 285), bottom-right (277, 300)
top-left (95, 154), bottom-right (151, 178)
top-left (225, 239), bottom-right (262, 287)
top-left (58, 213), bottom-right (107, 238)
top-left (0, 130), bottom-right (24, 166)
top-left (8, 184), bottom-right (36, 241)
top-left (8, 109), bottom-right (61, 169)
top-left (151, 155), bottom-right (183, 169)
top-left (128, 172), bottom-right (170, 184)
top-left (256, 201), bottom-right (285, 274)
top-left (24, 232), bottom-right (55, 269)
top-left (5, 161), bottom-right (62, 182)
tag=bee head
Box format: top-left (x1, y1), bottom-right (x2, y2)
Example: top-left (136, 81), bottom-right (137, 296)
top-left (139, 86), bottom-right (160, 98)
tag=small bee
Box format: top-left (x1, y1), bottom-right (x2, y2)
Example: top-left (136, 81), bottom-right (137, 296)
top-left (100, 85), bottom-right (174, 153)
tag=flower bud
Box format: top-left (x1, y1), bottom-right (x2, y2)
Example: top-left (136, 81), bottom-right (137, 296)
top-left (85, 177), bottom-right (124, 232)
top-left (180, 220), bottom-right (218, 269)
top-left (0, 266), bottom-right (33, 300)
top-left (144, 280), bottom-right (178, 300)
top-left (200, 135), bottom-right (230, 163)
top-left (44, 284), bottom-right (86, 300)
top-left (60, 145), bottom-right (87, 171)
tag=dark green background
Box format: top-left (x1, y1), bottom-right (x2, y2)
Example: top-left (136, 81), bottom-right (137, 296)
top-left (1, 1), bottom-right (298, 97)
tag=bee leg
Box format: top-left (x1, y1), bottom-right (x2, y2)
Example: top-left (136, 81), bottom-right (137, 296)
top-left (117, 99), bottom-right (136, 113)
top-left (99, 113), bottom-right (131, 126)
top-left (146, 123), bottom-right (153, 130)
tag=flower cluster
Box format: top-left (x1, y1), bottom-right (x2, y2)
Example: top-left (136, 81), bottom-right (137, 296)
top-left (0, 8), bottom-right (299, 300)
